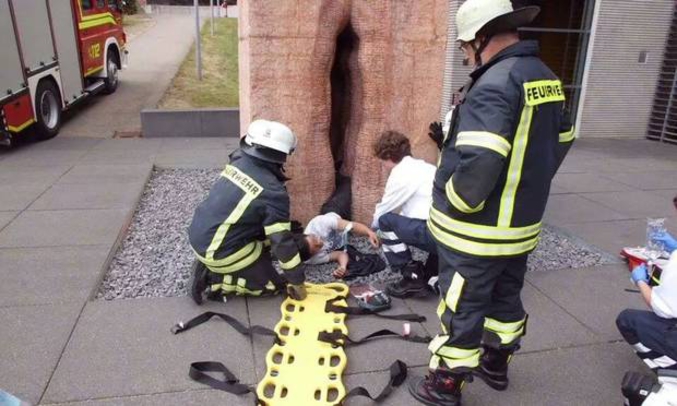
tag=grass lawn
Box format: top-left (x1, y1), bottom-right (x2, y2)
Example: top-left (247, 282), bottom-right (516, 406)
top-left (159, 18), bottom-right (239, 109)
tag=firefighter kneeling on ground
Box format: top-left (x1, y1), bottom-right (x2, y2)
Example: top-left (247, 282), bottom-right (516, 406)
top-left (617, 198), bottom-right (677, 406)
top-left (408, 0), bottom-right (575, 404)
top-left (187, 119), bottom-right (322, 303)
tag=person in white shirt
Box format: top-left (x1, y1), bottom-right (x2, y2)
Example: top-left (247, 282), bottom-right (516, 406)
top-left (617, 210), bottom-right (677, 405)
top-left (371, 130), bottom-right (439, 298)
top-left (304, 212), bottom-right (379, 278)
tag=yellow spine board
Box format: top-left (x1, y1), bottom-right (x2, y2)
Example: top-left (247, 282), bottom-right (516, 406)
top-left (257, 283), bottom-right (349, 405)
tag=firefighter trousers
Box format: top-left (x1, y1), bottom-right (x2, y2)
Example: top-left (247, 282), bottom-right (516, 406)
top-left (205, 248), bottom-right (287, 297)
top-left (429, 245), bottom-right (528, 371)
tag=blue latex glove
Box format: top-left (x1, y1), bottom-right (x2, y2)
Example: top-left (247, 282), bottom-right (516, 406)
top-left (631, 264), bottom-right (649, 285)
top-left (653, 231), bottom-right (677, 253)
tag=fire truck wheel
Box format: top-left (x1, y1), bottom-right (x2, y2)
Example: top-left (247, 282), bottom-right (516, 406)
top-left (34, 79), bottom-right (62, 141)
top-left (103, 49), bottom-right (119, 95)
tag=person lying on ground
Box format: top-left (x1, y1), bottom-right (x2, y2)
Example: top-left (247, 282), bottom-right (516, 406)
top-left (304, 212), bottom-right (380, 278)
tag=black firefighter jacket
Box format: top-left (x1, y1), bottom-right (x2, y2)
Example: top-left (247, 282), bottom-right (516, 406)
top-left (188, 150), bottom-right (304, 284)
top-left (428, 40), bottom-right (575, 258)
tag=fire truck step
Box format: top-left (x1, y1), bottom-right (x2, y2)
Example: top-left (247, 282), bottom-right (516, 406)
top-left (84, 80), bottom-right (106, 95)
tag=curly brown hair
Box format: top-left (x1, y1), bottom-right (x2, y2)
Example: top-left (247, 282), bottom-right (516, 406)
top-left (373, 131), bottom-right (411, 163)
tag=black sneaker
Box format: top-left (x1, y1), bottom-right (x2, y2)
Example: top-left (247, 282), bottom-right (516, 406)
top-left (386, 276), bottom-right (431, 298)
top-left (189, 259), bottom-right (209, 305)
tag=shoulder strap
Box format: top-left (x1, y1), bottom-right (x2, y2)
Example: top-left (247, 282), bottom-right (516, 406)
top-left (318, 329), bottom-right (431, 347)
top-left (171, 311), bottom-right (279, 343)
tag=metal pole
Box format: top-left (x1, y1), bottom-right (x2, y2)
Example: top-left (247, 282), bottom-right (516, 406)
top-left (194, 0), bottom-right (202, 80)
top-left (210, 0), bottom-right (214, 36)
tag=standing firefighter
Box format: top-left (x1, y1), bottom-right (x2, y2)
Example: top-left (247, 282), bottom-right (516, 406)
top-left (188, 120), bottom-right (312, 303)
top-left (409, 1), bottom-right (575, 405)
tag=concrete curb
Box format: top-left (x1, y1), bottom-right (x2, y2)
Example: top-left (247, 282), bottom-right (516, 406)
top-left (141, 108), bottom-right (240, 138)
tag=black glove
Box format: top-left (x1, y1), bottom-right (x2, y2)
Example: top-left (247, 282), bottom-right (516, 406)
top-left (428, 121), bottom-right (444, 150)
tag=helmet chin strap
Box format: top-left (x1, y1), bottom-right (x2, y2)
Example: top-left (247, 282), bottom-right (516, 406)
top-left (470, 34), bottom-right (493, 68)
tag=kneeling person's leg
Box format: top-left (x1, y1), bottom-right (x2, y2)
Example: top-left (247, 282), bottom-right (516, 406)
top-left (617, 309), bottom-right (677, 371)
top-left (208, 249), bottom-right (286, 299)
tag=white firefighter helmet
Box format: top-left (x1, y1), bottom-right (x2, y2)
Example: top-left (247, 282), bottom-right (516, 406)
top-left (242, 119), bottom-right (297, 164)
top-left (456, 0), bottom-right (540, 43)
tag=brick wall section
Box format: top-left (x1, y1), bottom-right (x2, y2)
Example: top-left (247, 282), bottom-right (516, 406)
top-left (238, 0), bottom-right (448, 224)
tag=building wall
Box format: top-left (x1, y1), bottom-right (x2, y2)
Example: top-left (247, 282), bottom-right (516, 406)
top-left (578, 0), bottom-right (674, 138)
top-left (439, 0), bottom-right (472, 119)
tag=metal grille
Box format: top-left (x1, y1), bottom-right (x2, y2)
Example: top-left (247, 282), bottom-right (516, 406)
top-left (647, 5), bottom-right (677, 144)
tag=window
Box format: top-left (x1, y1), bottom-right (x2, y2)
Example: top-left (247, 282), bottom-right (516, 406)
top-left (517, 0), bottom-right (597, 121)
top-left (81, 0), bottom-right (93, 10)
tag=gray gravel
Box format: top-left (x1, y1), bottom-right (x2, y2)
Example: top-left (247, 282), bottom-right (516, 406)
top-left (97, 168), bottom-right (221, 300)
top-left (98, 169), bottom-right (617, 300)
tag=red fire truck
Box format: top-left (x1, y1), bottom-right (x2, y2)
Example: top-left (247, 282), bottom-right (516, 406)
top-left (0, 0), bottom-right (128, 145)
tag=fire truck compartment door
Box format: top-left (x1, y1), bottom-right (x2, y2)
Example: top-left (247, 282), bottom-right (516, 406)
top-left (0, 0), bottom-right (26, 99)
top-left (12, 0), bottom-right (57, 75)
top-left (49, 0), bottom-right (84, 105)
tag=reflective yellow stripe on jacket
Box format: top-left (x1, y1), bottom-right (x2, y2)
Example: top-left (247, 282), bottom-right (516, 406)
top-left (205, 166), bottom-right (263, 262)
top-left (427, 207), bottom-right (541, 257)
top-left (195, 241), bottom-right (263, 274)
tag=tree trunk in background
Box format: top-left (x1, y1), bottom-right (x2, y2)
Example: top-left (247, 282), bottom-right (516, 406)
top-left (239, 0), bottom-right (448, 224)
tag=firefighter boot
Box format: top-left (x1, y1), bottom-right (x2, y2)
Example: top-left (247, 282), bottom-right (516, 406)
top-left (474, 345), bottom-right (518, 391)
top-left (409, 368), bottom-right (469, 406)
top-left (621, 371), bottom-right (658, 406)
top-left (386, 261), bottom-right (431, 298)
top-left (189, 259), bottom-right (209, 305)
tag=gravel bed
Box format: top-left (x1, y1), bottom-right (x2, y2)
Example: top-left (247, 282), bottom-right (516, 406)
top-left (98, 169), bottom-right (617, 300)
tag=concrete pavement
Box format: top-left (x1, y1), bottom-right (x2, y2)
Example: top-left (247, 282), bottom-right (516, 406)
top-left (0, 136), bottom-right (675, 405)
top-left (59, 14), bottom-right (197, 138)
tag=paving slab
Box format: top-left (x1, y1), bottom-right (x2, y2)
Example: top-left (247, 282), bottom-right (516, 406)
top-left (344, 298), bottom-right (431, 374)
top-left (25, 137), bottom-right (102, 152)
top-left (526, 264), bottom-right (644, 340)
top-left (57, 164), bottom-right (152, 185)
top-left (599, 170), bottom-right (677, 191)
top-left (0, 149), bottom-right (88, 167)
top-left (552, 173), bottom-right (633, 193)
top-left (0, 211), bottom-right (18, 230)
top-left (581, 190), bottom-right (676, 219)
top-left (153, 149), bottom-right (229, 169)
top-left (29, 182), bottom-right (145, 211)
top-left (158, 138), bottom-right (233, 152)
top-left (0, 209), bottom-right (129, 248)
top-left (0, 165), bottom-right (72, 187)
top-left (42, 297), bottom-right (256, 404)
top-left (561, 218), bottom-right (661, 255)
top-left (42, 389), bottom-right (253, 406)
top-left (0, 302), bottom-right (83, 405)
top-left (345, 341), bottom-right (646, 406)
top-left (88, 139), bottom-right (163, 153)
top-left (405, 283), bottom-right (599, 354)
top-left (0, 246), bottom-right (110, 307)
top-left (77, 149), bottom-right (157, 165)
top-left (0, 184), bottom-right (50, 211)
top-left (543, 194), bottom-right (629, 226)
